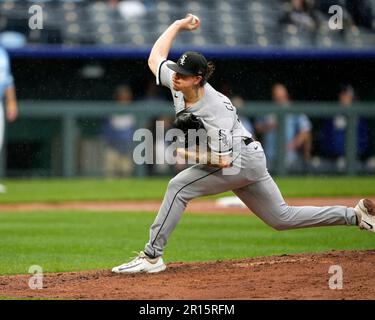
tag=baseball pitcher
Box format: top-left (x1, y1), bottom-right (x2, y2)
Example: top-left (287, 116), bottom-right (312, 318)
top-left (112, 14), bottom-right (375, 274)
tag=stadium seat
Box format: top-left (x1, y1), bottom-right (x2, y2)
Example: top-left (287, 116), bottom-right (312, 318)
top-left (0, 0), bottom-right (373, 48)
top-left (345, 26), bottom-right (375, 47)
top-left (282, 24), bottom-right (315, 47)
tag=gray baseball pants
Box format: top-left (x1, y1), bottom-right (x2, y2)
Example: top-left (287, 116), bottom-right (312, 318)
top-left (144, 141), bottom-right (357, 258)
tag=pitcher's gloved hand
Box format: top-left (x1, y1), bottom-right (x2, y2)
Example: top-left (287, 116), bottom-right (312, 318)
top-left (173, 112), bottom-right (205, 148)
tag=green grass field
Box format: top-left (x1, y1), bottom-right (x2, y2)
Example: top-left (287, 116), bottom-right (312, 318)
top-left (0, 177), bottom-right (374, 276)
top-left (0, 210), bottom-right (374, 275)
top-left (0, 176), bottom-right (374, 203)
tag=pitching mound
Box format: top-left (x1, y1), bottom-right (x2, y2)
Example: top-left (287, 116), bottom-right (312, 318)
top-left (1, 250), bottom-right (374, 300)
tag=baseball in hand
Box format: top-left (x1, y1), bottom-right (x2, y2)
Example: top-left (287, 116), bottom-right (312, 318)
top-left (191, 15), bottom-right (199, 25)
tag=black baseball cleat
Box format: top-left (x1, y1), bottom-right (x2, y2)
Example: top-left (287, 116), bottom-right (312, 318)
top-left (354, 199), bottom-right (375, 232)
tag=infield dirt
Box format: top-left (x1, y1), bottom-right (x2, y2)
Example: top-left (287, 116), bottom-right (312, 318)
top-left (1, 250), bottom-right (374, 299)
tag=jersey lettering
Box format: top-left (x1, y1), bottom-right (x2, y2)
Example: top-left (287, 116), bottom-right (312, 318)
top-left (223, 101), bottom-right (234, 111)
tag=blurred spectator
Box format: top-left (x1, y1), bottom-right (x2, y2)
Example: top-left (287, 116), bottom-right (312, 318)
top-left (152, 115), bottom-right (176, 175)
top-left (255, 83), bottom-right (312, 172)
top-left (218, 84), bottom-right (255, 136)
top-left (345, 0), bottom-right (373, 29)
top-left (139, 79), bottom-right (175, 175)
top-left (101, 84), bottom-right (136, 177)
top-left (231, 95), bottom-right (255, 137)
top-left (144, 80), bottom-right (165, 101)
top-left (281, 0), bottom-right (319, 31)
top-left (107, 0), bottom-right (118, 10)
top-left (0, 45), bottom-right (18, 192)
top-left (314, 0), bottom-right (344, 12)
top-left (319, 85), bottom-right (371, 169)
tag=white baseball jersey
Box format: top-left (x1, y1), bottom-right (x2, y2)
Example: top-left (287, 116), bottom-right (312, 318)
top-left (156, 59), bottom-right (252, 156)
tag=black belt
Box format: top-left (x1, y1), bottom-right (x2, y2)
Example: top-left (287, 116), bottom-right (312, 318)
top-left (243, 137), bottom-right (255, 145)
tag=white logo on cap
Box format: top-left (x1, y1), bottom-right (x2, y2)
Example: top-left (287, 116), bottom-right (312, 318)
top-left (179, 54), bottom-right (187, 65)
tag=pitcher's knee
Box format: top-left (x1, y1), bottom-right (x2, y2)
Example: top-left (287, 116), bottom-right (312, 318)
top-left (167, 176), bottom-right (185, 192)
top-left (167, 177), bottom-right (193, 203)
top-left (263, 207), bottom-right (295, 231)
top-left (270, 220), bottom-right (291, 231)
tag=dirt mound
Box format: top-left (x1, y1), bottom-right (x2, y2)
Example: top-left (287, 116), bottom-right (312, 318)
top-left (1, 250), bottom-right (374, 300)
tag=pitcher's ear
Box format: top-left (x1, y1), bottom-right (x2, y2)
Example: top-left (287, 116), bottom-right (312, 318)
top-left (195, 75), bottom-right (203, 86)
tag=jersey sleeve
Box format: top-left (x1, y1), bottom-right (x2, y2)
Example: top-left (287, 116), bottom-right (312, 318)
top-left (156, 59), bottom-right (173, 89)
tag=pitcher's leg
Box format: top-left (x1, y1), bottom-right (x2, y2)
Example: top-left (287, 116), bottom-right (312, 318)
top-left (234, 173), bottom-right (357, 230)
top-left (144, 165), bottom-right (251, 257)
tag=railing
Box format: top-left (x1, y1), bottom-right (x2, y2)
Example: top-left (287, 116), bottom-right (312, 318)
top-left (5, 100), bottom-right (375, 177)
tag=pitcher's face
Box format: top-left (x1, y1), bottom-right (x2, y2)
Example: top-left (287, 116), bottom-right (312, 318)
top-left (172, 72), bottom-right (202, 91)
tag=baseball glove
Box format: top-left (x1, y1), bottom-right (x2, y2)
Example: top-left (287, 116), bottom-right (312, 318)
top-left (173, 111), bottom-right (205, 148)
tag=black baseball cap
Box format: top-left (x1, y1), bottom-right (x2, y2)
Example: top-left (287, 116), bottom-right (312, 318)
top-left (167, 51), bottom-right (208, 77)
